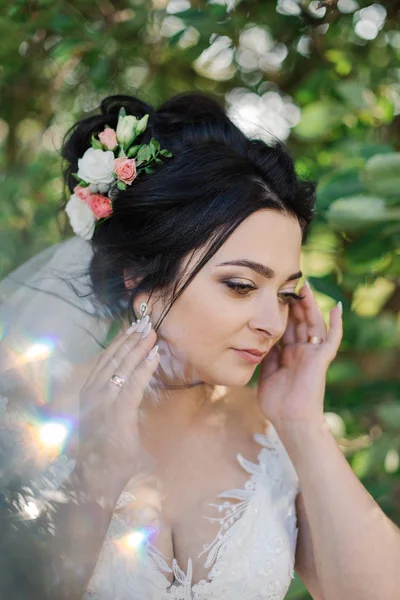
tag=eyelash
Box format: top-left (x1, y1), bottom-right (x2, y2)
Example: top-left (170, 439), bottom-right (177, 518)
top-left (223, 281), bottom-right (304, 305)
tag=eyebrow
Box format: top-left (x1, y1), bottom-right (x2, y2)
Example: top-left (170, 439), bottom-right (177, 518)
top-left (216, 259), bottom-right (303, 282)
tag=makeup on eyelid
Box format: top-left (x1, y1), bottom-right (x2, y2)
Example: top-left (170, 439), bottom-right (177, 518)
top-left (221, 279), bottom-right (303, 304)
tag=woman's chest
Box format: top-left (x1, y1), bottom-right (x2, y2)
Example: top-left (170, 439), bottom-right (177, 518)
top-left (164, 435), bottom-right (260, 585)
top-left (122, 420), bottom-right (264, 587)
top-left (90, 414), bottom-right (300, 599)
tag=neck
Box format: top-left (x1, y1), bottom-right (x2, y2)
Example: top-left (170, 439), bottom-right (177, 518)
top-left (143, 376), bottom-right (227, 428)
top-left (154, 380), bottom-right (205, 390)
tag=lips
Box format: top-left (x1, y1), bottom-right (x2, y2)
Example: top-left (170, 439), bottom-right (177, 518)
top-left (235, 348), bottom-right (266, 357)
top-left (232, 348), bottom-right (267, 364)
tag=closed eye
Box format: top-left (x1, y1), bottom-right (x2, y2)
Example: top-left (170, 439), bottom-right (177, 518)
top-left (223, 281), bottom-right (304, 304)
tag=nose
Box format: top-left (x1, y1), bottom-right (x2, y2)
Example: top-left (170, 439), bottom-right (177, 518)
top-left (249, 297), bottom-right (287, 339)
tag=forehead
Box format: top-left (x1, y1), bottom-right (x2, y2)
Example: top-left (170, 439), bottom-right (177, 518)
top-left (211, 209), bottom-right (302, 267)
top-left (179, 209), bottom-right (303, 283)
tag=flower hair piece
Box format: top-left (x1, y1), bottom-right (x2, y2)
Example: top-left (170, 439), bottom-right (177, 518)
top-left (65, 107), bottom-right (172, 240)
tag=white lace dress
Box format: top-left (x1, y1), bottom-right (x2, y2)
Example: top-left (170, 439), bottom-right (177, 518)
top-left (0, 236), bottom-right (299, 598)
top-left (85, 420), bottom-right (300, 600)
top-left (1, 396), bottom-right (300, 600)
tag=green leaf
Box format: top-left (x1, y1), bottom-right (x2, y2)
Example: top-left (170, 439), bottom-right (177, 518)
top-left (326, 359), bottom-right (364, 384)
top-left (317, 168), bottom-right (364, 210)
top-left (351, 447), bottom-right (373, 479)
top-left (118, 107), bottom-right (126, 118)
top-left (160, 149), bottom-right (172, 157)
top-left (117, 181), bottom-right (127, 191)
top-left (136, 147), bottom-right (152, 164)
top-left (91, 134), bottom-right (103, 150)
top-left (335, 80), bottom-right (369, 110)
top-left (326, 195), bottom-right (397, 231)
top-left (345, 225), bottom-right (394, 268)
top-left (294, 101), bottom-right (346, 140)
top-left (308, 275), bottom-right (348, 305)
top-left (376, 404), bottom-right (400, 431)
top-left (144, 167), bottom-right (153, 174)
top-left (71, 175), bottom-right (89, 187)
top-left (167, 28), bottom-right (187, 48)
top-left (360, 153), bottom-right (400, 199)
top-left (125, 132), bottom-right (139, 152)
top-left (127, 145), bottom-right (141, 157)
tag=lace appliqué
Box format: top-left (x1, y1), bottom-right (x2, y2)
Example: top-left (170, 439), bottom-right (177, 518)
top-left (12, 403), bottom-right (301, 600)
top-left (146, 422), bottom-right (301, 600)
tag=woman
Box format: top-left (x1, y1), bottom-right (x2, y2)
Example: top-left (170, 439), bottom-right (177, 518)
top-left (0, 92), bottom-right (399, 600)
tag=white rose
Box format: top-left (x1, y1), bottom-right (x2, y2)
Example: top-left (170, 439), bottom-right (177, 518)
top-left (65, 194), bottom-right (96, 241)
top-left (77, 148), bottom-right (115, 186)
top-left (116, 115), bottom-right (138, 146)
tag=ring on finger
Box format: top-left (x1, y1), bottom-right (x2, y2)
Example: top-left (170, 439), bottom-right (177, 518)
top-left (307, 335), bottom-right (324, 345)
top-left (110, 374), bottom-right (128, 389)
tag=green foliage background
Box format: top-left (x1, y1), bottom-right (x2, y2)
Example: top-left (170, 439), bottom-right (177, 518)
top-left (1, 1), bottom-right (399, 597)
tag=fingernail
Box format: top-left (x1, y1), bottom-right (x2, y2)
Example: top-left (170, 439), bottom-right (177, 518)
top-left (136, 314), bottom-right (150, 333)
top-left (304, 279), bottom-right (311, 288)
top-left (146, 345), bottom-right (159, 360)
top-left (337, 301), bottom-right (343, 315)
top-left (141, 321), bottom-right (152, 339)
top-left (126, 322), bottom-right (138, 335)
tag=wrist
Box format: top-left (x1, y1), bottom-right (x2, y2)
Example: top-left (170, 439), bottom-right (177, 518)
top-left (274, 417), bottom-right (332, 461)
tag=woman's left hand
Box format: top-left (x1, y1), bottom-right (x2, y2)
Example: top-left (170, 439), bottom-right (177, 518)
top-left (257, 281), bottom-right (343, 431)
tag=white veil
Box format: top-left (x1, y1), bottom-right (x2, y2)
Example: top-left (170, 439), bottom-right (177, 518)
top-left (0, 235), bottom-right (117, 483)
top-left (0, 235), bottom-right (114, 391)
top-left (0, 236), bottom-right (119, 597)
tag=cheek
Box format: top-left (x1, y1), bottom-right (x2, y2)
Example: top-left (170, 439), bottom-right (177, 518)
top-left (160, 283), bottom-right (233, 354)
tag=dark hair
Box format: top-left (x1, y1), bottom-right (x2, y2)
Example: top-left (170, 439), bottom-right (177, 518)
top-left (61, 92), bottom-right (316, 331)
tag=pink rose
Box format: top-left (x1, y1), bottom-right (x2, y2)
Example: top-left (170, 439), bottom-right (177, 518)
top-left (74, 185), bottom-right (92, 203)
top-left (99, 128), bottom-right (118, 150)
top-left (89, 194), bottom-right (113, 219)
top-left (114, 157), bottom-right (137, 185)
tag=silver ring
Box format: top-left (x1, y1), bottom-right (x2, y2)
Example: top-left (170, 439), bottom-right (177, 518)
top-left (307, 335), bottom-right (323, 345)
top-left (110, 374), bottom-right (127, 389)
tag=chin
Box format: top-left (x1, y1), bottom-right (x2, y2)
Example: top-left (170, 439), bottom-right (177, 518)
top-left (203, 366), bottom-right (256, 388)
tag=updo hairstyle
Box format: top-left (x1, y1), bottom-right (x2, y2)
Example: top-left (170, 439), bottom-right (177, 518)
top-left (61, 92), bottom-right (316, 330)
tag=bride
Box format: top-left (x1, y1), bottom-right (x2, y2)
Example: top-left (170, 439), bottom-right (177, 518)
top-left (1, 93), bottom-right (399, 600)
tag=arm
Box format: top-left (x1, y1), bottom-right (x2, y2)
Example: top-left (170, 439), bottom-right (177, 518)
top-left (293, 489), bottom-right (326, 600)
top-left (257, 281), bottom-right (400, 600)
top-left (279, 419), bottom-right (400, 600)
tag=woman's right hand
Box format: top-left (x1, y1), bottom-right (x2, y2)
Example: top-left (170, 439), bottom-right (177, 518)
top-left (76, 315), bottom-right (159, 493)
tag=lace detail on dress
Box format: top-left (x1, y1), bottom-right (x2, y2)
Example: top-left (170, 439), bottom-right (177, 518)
top-left (1, 391), bottom-right (300, 600)
top-left (143, 421), bottom-right (301, 600)
top-left (83, 421), bottom-right (301, 599)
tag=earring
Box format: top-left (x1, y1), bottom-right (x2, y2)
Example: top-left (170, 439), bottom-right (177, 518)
top-left (136, 301), bottom-right (148, 323)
